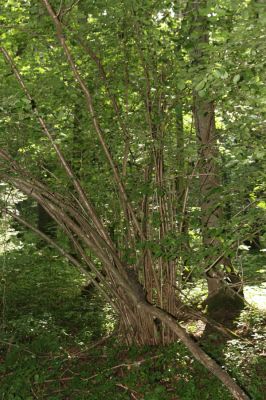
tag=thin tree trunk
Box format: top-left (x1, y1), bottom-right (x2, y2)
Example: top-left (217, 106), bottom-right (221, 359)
top-left (175, 102), bottom-right (191, 284)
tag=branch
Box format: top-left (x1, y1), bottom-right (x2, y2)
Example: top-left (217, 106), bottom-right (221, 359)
top-left (41, 0), bottom-right (144, 240)
top-left (0, 46), bottom-right (112, 248)
top-left (3, 208), bottom-right (115, 306)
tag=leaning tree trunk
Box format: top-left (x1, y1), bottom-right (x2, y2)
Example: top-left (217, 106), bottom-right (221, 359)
top-left (191, 1), bottom-right (244, 322)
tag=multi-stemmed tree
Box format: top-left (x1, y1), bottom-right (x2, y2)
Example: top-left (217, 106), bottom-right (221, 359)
top-left (1, 1), bottom-right (264, 398)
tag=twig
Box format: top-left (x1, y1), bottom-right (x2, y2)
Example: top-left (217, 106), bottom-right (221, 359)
top-left (38, 376), bottom-right (74, 384)
top-left (30, 386), bottom-right (39, 400)
top-left (61, 0), bottom-right (81, 18)
top-left (85, 354), bottom-right (163, 381)
top-left (116, 383), bottom-right (140, 400)
top-left (67, 334), bottom-right (114, 358)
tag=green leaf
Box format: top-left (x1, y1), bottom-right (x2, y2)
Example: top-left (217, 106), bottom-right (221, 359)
top-left (221, 71), bottom-right (229, 80)
top-left (198, 89), bottom-right (206, 97)
top-left (233, 74), bottom-right (241, 84)
top-left (177, 81), bottom-right (186, 90)
top-left (257, 201), bottom-right (266, 209)
top-left (195, 80), bottom-right (206, 91)
top-left (213, 69), bottom-right (223, 78)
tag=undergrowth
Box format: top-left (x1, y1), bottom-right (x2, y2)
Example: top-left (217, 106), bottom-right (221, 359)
top-left (0, 248), bottom-right (265, 399)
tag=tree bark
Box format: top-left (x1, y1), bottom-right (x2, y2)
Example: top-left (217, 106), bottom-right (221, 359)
top-left (191, 2), bottom-right (244, 321)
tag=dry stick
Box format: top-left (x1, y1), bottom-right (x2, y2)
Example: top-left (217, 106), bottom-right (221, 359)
top-left (205, 226), bottom-right (263, 275)
top-left (30, 386), bottom-right (39, 400)
top-left (179, 156), bottom-right (200, 236)
top-left (116, 384), bottom-right (139, 400)
top-left (58, 0), bottom-right (81, 18)
top-left (179, 163), bottom-right (261, 284)
top-left (0, 47), bottom-right (112, 250)
top-left (42, 0), bottom-right (144, 240)
top-left (38, 376), bottom-right (74, 384)
top-left (39, 356), bottom-right (162, 384)
top-left (207, 199), bottom-right (260, 250)
top-left (179, 234), bottom-right (260, 311)
top-left (85, 354), bottom-right (163, 381)
top-left (73, 334), bottom-right (114, 356)
top-left (179, 226), bottom-right (262, 312)
top-left (0, 339), bottom-right (34, 355)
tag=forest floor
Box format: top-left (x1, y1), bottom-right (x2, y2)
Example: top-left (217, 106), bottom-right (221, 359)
top-left (245, 283), bottom-right (266, 311)
top-left (0, 248), bottom-right (265, 400)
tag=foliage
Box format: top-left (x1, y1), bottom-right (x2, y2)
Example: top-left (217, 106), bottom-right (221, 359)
top-left (0, 0), bottom-right (265, 398)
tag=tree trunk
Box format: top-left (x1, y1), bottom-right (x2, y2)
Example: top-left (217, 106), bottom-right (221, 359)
top-left (191, 2), bottom-right (244, 322)
top-left (175, 102), bottom-right (191, 284)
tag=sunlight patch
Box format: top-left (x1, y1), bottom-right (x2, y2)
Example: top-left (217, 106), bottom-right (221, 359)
top-left (244, 283), bottom-right (266, 311)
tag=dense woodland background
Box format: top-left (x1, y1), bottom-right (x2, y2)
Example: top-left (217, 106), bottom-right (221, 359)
top-left (0, 0), bottom-right (265, 399)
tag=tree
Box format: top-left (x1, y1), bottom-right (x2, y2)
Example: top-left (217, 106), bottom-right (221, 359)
top-left (188, 0), bottom-right (244, 322)
top-left (1, 0), bottom-right (264, 398)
